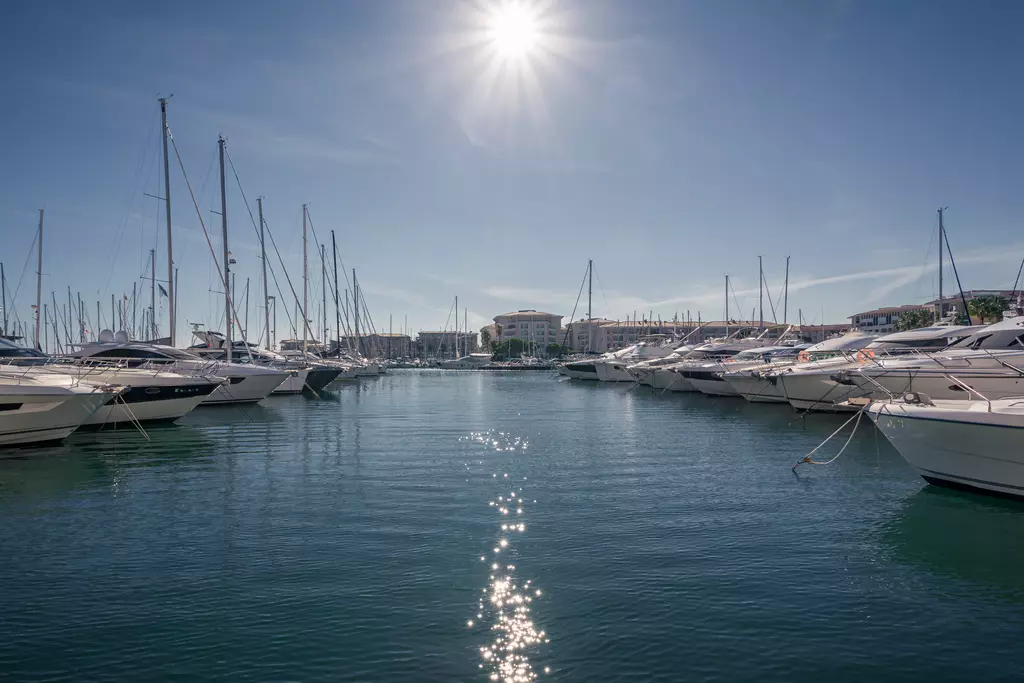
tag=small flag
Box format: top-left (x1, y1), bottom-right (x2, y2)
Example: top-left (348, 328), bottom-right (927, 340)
top-left (158, 284), bottom-right (168, 297)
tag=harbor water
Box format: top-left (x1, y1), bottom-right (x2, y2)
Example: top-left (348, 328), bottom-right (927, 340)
top-left (2, 371), bottom-right (1023, 681)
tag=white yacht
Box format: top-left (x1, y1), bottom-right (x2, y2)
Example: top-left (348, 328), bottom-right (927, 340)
top-left (665, 326), bottom-right (796, 392)
top-left (0, 339), bottom-right (222, 426)
top-left (683, 345), bottom-right (807, 397)
top-left (559, 355), bottom-right (606, 380)
top-left (0, 371), bottom-right (123, 446)
top-left (593, 337), bottom-right (678, 382)
top-left (439, 353), bottom-right (494, 369)
top-left (843, 317), bottom-right (1024, 402)
top-left (866, 395), bottom-right (1024, 499)
top-left (776, 325), bottom-right (982, 412)
top-left (723, 332), bottom-right (875, 403)
top-left (63, 332), bottom-right (291, 405)
top-left (189, 331), bottom-right (341, 394)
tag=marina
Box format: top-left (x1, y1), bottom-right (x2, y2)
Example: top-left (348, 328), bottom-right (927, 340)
top-left (2, 372), bottom-right (1024, 681)
top-left (4, 0), bottom-right (1024, 680)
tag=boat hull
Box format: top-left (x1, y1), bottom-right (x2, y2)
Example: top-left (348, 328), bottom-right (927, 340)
top-left (203, 371), bottom-right (289, 405)
top-left (594, 362), bottom-right (634, 383)
top-left (83, 383), bottom-right (217, 426)
top-left (561, 362), bottom-right (599, 380)
top-left (777, 371), bottom-right (866, 412)
top-left (853, 370), bottom-right (1024, 402)
top-left (868, 402), bottom-right (1024, 498)
top-left (0, 391), bottom-right (114, 446)
top-left (689, 375), bottom-right (741, 397)
top-left (724, 374), bottom-right (787, 403)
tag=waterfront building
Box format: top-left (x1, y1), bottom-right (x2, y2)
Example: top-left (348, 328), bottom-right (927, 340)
top-left (493, 310), bottom-right (564, 350)
top-left (334, 333), bottom-right (413, 359)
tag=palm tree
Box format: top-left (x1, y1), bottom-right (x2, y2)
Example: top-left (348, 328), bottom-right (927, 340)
top-left (968, 295), bottom-right (1008, 324)
top-left (480, 328), bottom-right (492, 349)
top-left (895, 309), bottom-right (934, 331)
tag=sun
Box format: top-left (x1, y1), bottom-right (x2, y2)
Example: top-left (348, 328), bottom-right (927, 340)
top-left (486, 3), bottom-right (541, 60)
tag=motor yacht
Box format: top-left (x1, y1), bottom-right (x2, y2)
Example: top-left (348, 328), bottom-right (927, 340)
top-left (866, 394), bottom-right (1024, 499)
top-left (723, 331), bottom-right (876, 403)
top-left (683, 345), bottom-right (807, 397)
top-left (776, 325), bottom-right (982, 412)
top-left (189, 330), bottom-right (341, 394)
top-left (843, 317), bottom-right (1024, 402)
top-left (593, 336), bottom-right (678, 382)
top-left (439, 353), bottom-right (494, 369)
top-left (0, 339), bottom-right (222, 426)
top-left (665, 325), bottom-right (797, 392)
top-left (0, 370), bottom-right (123, 446)
top-left (62, 331), bottom-right (291, 405)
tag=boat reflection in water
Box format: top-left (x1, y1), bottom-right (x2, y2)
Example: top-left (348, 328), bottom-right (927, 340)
top-left (882, 486), bottom-right (1024, 601)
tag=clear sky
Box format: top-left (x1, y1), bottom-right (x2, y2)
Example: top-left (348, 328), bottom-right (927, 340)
top-left (2, 0), bottom-right (1023, 347)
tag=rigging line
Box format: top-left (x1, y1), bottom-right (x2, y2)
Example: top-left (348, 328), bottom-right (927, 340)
top-left (304, 209), bottom-right (356, 338)
top-left (761, 271), bottom-right (779, 323)
top-left (1011, 254), bottom-right (1024, 295)
top-left (167, 134), bottom-right (253, 354)
top-left (104, 115), bottom-right (158, 293)
top-left (224, 148), bottom-right (310, 343)
top-left (561, 264), bottom-right (589, 348)
top-left (729, 279), bottom-right (743, 323)
top-left (8, 229), bottom-right (39, 316)
top-left (593, 267), bottom-right (611, 319)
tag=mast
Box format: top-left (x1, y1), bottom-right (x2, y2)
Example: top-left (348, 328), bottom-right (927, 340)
top-left (783, 255), bottom-right (790, 325)
top-left (1, 261), bottom-right (6, 336)
top-left (321, 244), bottom-right (327, 353)
top-left (218, 136), bottom-right (232, 362)
top-left (302, 204), bottom-right (308, 355)
top-left (131, 283), bottom-right (137, 338)
top-left (587, 258), bottom-right (593, 320)
top-left (259, 198), bottom-right (270, 350)
top-left (454, 295), bottom-right (459, 358)
top-left (244, 277), bottom-right (250, 341)
top-left (937, 207), bottom-right (944, 321)
top-left (159, 97), bottom-right (175, 346)
top-left (353, 269), bottom-right (359, 356)
top-left (77, 292), bottom-right (83, 342)
top-left (331, 230), bottom-right (340, 357)
top-left (724, 274), bottom-right (729, 337)
top-left (35, 209), bottom-right (43, 350)
top-left (758, 255), bottom-right (764, 330)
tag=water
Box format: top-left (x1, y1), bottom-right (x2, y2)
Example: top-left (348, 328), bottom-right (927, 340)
top-left (2, 372), bottom-right (1024, 681)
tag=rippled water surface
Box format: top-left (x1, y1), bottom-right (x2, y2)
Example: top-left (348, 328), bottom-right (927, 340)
top-left (2, 371), bottom-right (1024, 681)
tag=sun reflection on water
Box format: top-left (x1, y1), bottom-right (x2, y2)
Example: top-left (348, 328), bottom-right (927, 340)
top-left (463, 430), bottom-right (549, 681)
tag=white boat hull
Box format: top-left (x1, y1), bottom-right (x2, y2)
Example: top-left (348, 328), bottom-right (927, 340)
top-left (273, 369), bottom-right (310, 394)
top-left (853, 371), bottom-right (1024, 403)
top-left (868, 401), bottom-right (1024, 498)
top-left (689, 375), bottom-right (741, 397)
top-left (203, 371), bottom-right (289, 405)
top-left (724, 374), bottom-right (787, 403)
top-left (778, 371), bottom-right (866, 412)
top-left (84, 391), bottom-right (211, 426)
top-left (0, 391), bottom-right (114, 446)
top-left (561, 363), bottom-right (599, 380)
top-left (595, 362), bottom-right (634, 382)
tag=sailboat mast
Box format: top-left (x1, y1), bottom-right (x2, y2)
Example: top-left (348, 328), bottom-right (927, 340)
top-left (1, 261), bottom-right (7, 336)
top-left (331, 230), bottom-right (340, 357)
top-left (783, 255), bottom-right (790, 325)
top-left (587, 258), bottom-right (593, 320)
top-left (758, 255), bottom-right (764, 330)
top-left (724, 274), bottom-right (729, 337)
top-left (217, 136), bottom-right (232, 362)
top-left (302, 204), bottom-right (308, 355)
top-left (35, 209), bottom-right (43, 350)
top-left (321, 244), bottom-right (327, 353)
top-left (937, 207), bottom-right (944, 321)
top-left (159, 97), bottom-right (175, 346)
top-left (259, 197), bottom-right (270, 350)
top-left (352, 269), bottom-right (359, 356)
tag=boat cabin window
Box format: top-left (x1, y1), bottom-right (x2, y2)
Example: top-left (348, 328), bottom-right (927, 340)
top-left (0, 346), bottom-right (47, 358)
top-left (85, 348), bottom-right (173, 360)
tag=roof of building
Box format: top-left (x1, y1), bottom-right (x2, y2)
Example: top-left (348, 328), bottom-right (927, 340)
top-left (494, 310), bottom-right (562, 319)
top-left (418, 330), bottom-right (477, 336)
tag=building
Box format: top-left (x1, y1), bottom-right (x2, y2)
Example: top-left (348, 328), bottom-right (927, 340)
top-left (850, 290), bottom-right (1024, 333)
top-left (493, 310), bottom-right (564, 350)
top-left (417, 331), bottom-right (478, 359)
top-left (794, 324), bottom-right (853, 343)
top-left (334, 333), bottom-right (413, 359)
top-left (562, 318), bottom-right (616, 352)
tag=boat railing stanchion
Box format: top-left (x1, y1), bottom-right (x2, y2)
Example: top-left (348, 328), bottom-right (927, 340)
top-left (943, 373), bottom-right (991, 411)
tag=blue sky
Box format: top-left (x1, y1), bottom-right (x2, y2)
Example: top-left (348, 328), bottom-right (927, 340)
top-left (2, 0), bottom-right (1023, 346)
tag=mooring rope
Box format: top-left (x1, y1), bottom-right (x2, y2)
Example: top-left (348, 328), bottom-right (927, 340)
top-left (792, 408), bottom-right (865, 470)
